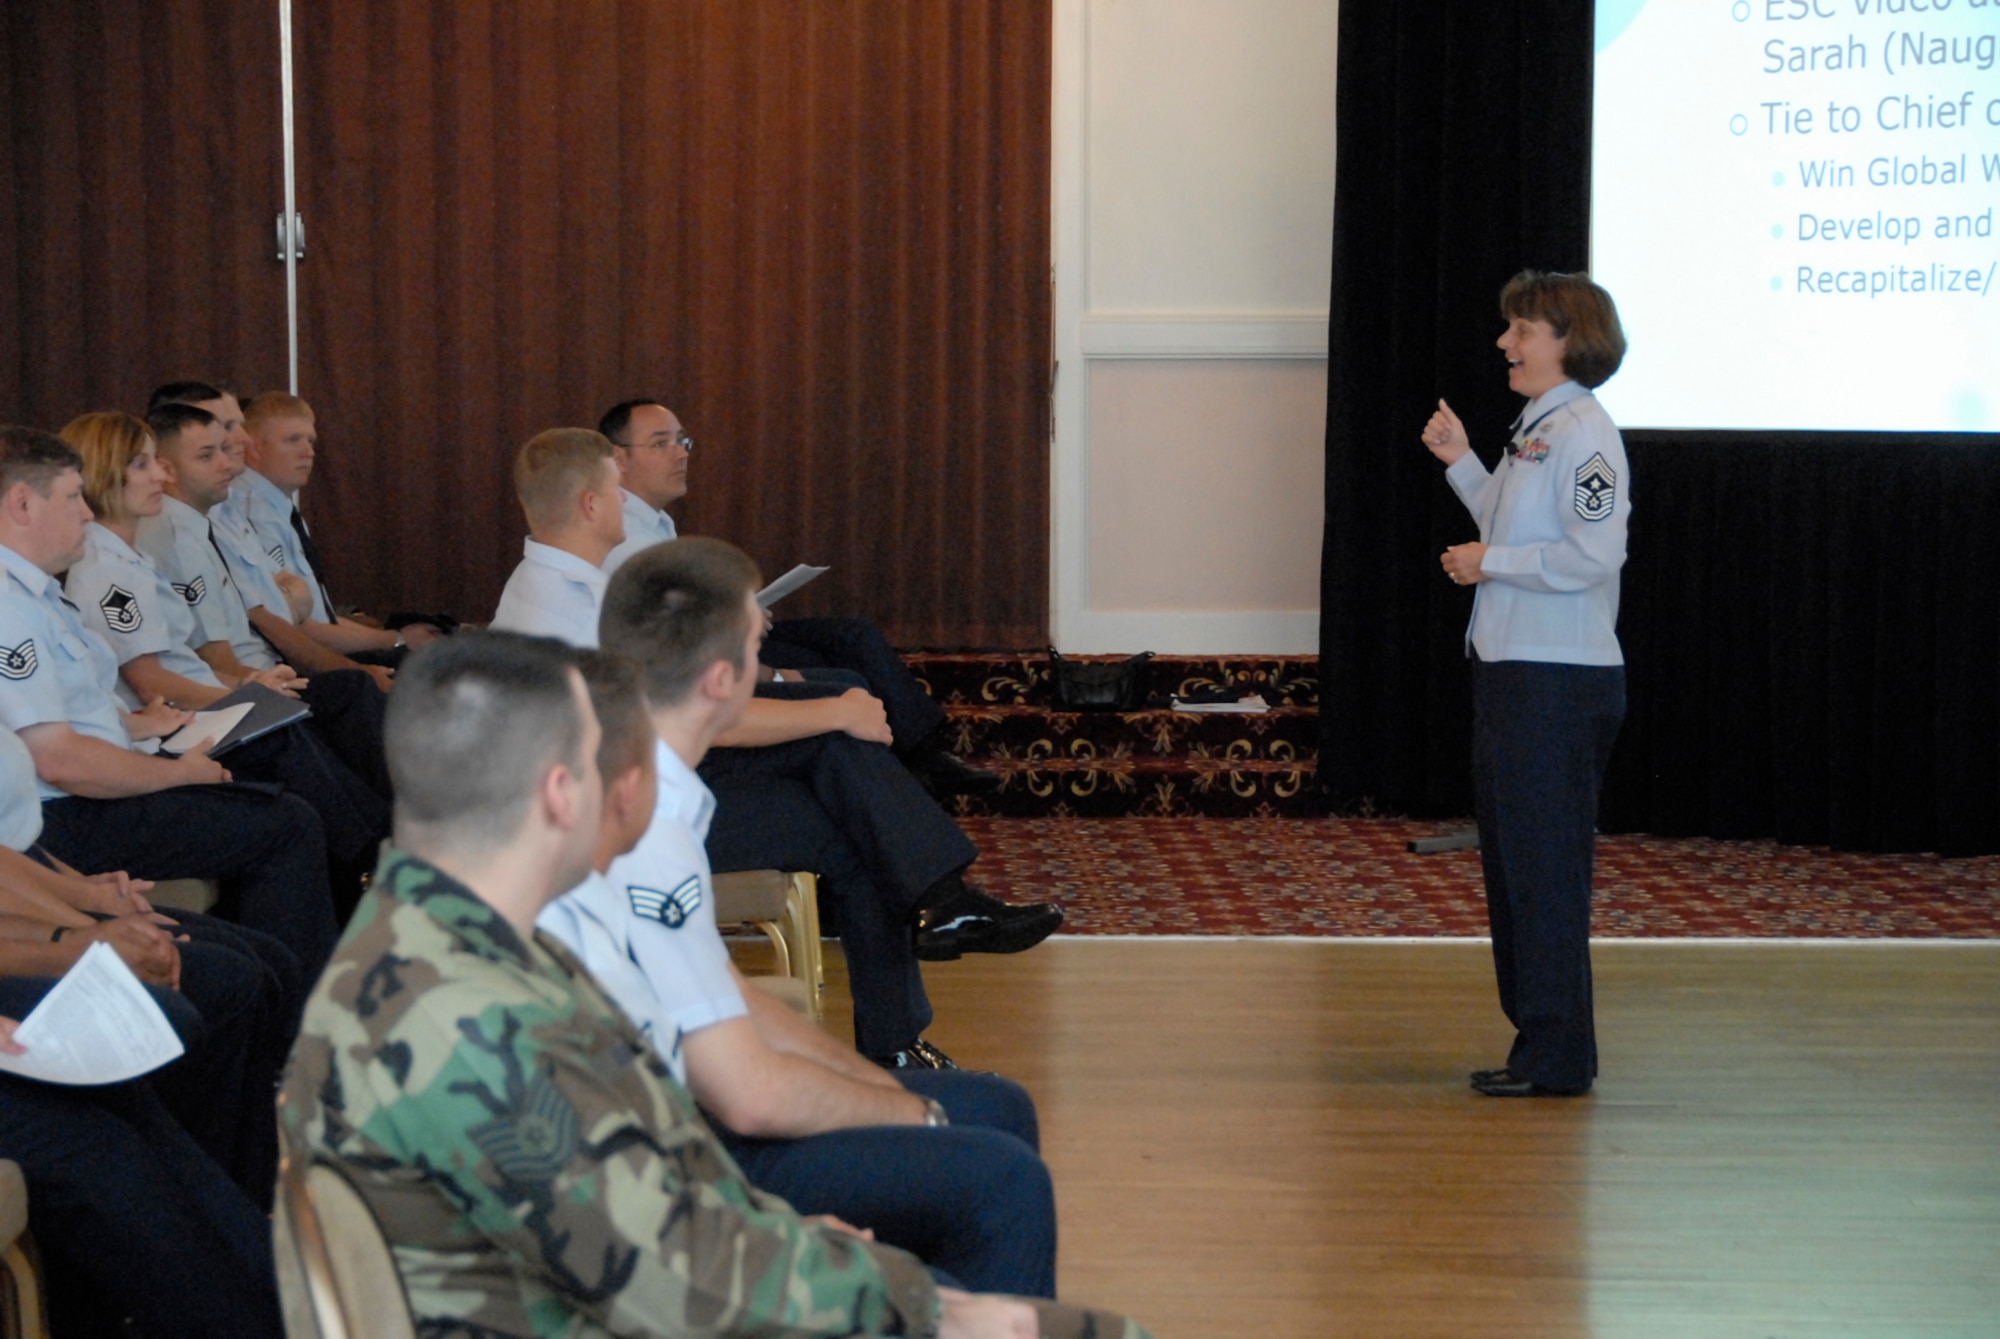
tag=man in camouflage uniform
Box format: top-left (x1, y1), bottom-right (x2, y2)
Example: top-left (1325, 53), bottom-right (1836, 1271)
top-left (281, 631), bottom-right (1150, 1338)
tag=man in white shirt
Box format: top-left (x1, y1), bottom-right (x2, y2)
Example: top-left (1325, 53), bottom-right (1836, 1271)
top-left (137, 403), bottom-right (395, 803)
top-left (489, 429), bottom-right (1063, 1066)
top-left (546, 566), bottom-right (1055, 1295)
top-left (595, 398), bottom-right (998, 798)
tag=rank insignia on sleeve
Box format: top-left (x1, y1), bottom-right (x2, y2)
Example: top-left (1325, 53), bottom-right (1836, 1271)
top-left (170, 576), bottom-right (206, 607)
top-left (629, 876), bottom-right (703, 929)
top-left (1574, 453), bottom-right (1617, 522)
top-left (465, 1073), bottom-right (578, 1185)
top-left (267, 542), bottom-right (287, 565)
top-left (0, 639), bottom-right (38, 680)
top-left (99, 585), bottom-right (142, 632)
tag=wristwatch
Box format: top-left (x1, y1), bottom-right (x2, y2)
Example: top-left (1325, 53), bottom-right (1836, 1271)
top-left (392, 631), bottom-right (407, 649)
top-left (922, 1098), bottom-right (950, 1128)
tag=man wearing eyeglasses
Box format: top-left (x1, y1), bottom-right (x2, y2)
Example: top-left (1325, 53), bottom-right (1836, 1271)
top-left (596, 399), bottom-right (997, 800)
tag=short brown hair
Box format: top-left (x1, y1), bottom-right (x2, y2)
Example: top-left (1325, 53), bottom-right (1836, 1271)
top-left (600, 537), bottom-right (761, 708)
top-left (514, 428), bottom-right (616, 532)
top-left (1500, 270), bottom-right (1627, 389)
top-left (60, 411), bottom-right (155, 522)
top-left (573, 650), bottom-right (653, 784)
top-left (0, 425), bottom-right (83, 497)
top-left (243, 391), bottom-right (314, 433)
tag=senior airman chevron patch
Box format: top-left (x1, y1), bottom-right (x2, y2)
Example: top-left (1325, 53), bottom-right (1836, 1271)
top-left (629, 876), bottom-right (702, 929)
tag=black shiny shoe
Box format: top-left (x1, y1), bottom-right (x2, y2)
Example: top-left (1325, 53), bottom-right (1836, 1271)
top-left (1470, 1067), bottom-right (1512, 1087)
top-left (909, 747), bottom-right (1003, 798)
top-left (915, 885), bottom-right (1064, 961)
top-left (1472, 1073), bottom-right (1590, 1098)
top-left (873, 1038), bottom-right (963, 1071)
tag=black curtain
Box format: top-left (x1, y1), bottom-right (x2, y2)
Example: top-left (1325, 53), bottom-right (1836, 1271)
top-left (1318, 1), bottom-right (2000, 856)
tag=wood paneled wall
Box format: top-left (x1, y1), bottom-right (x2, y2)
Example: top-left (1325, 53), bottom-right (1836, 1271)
top-left (0, 0), bottom-right (289, 418)
top-left (4, 1), bottom-right (1052, 647)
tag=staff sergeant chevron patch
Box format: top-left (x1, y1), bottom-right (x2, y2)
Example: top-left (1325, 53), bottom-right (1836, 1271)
top-left (629, 876), bottom-right (703, 929)
top-left (99, 585), bottom-right (142, 632)
top-left (0, 639), bottom-right (37, 681)
top-left (1574, 452), bottom-right (1617, 522)
top-left (171, 575), bottom-right (207, 607)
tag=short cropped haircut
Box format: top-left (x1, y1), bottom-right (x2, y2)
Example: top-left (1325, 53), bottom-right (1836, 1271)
top-left (244, 392), bottom-right (314, 432)
top-left (600, 537), bottom-right (761, 709)
top-left (147, 380), bottom-right (228, 411)
top-left (385, 632), bottom-right (589, 848)
top-left (597, 399), bottom-right (667, 448)
top-left (61, 411), bottom-right (155, 522)
top-left (514, 428), bottom-right (616, 532)
top-left (0, 426), bottom-right (84, 497)
top-left (1500, 271), bottom-right (1627, 389)
top-left (145, 402), bottom-right (217, 454)
top-left (573, 650), bottom-right (653, 784)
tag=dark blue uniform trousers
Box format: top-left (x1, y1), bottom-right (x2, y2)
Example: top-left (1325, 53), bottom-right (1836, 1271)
top-left (762, 616), bottom-right (948, 751)
top-left (0, 1069), bottom-right (281, 1337)
top-left (1471, 658), bottom-right (1625, 1092)
top-left (700, 729), bottom-right (977, 1058)
top-left (36, 783), bottom-right (338, 979)
top-left (716, 1069), bottom-right (1055, 1297)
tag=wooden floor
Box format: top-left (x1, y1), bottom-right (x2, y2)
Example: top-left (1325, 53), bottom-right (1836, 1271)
top-left (796, 939), bottom-right (2000, 1339)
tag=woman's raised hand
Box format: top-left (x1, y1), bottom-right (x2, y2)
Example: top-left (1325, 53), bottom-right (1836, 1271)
top-left (1423, 399), bottom-right (1470, 465)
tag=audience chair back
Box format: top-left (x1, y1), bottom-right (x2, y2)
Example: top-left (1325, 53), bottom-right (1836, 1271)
top-left (0, 1160), bottom-right (46, 1339)
top-left (712, 869), bottom-right (825, 1021)
top-left (272, 1140), bottom-right (415, 1339)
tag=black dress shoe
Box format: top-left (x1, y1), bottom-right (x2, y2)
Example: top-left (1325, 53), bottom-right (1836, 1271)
top-left (873, 1038), bottom-right (963, 1071)
top-left (909, 747), bottom-right (1003, 798)
top-left (1472, 1073), bottom-right (1590, 1098)
top-left (915, 885), bottom-right (1064, 961)
top-left (1470, 1067), bottom-right (1513, 1087)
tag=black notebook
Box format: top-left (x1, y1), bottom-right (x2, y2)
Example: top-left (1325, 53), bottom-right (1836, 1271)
top-left (158, 682), bottom-right (312, 758)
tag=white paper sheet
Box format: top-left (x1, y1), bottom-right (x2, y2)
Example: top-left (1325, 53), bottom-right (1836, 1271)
top-left (1170, 694), bottom-right (1270, 715)
top-left (0, 942), bottom-right (186, 1085)
top-left (756, 564), bottom-right (831, 609)
top-left (161, 701), bottom-right (255, 755)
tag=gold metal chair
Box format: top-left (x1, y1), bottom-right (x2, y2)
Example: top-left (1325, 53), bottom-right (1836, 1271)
top-left (272, 1134), bottom-right (416, 1339)
top-left (712, 869), bottom-right (825, 1021)
top-left (0, 1160), bottom-right (46, 1339)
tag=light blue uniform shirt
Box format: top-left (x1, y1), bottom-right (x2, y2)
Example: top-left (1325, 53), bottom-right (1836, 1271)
top-left (488, 540), bottom-right (608, 649)
top-left (0, 542), bottom-right (138, 799)
top-left (64, 523), bottom-right (227, 709)
top-left (208, 485), bottom-right (302, 624)
top-left (135, 496), bottom-right (280, 671)
top-left (237, 469), bottom-right (331, 623)
top-left (537, 738), bottom-right (743, 1088)
top-left (603, 489), bottom-right (679, 576)
top-left (1446, 380), bottom-right (1631, 667)
top-left (0, 727), bottom-right (45, 850)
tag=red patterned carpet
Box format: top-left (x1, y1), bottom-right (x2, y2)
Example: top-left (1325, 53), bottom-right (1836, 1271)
top-left (955, 817), bottom-right (2000, 939)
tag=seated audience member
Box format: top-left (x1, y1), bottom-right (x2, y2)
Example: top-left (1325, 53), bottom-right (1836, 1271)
top-left (150, 380), bottom-right (321, 624)
top-left (0, 723), bottom-right (296, 1207)
top-left (598, 398), bottom-right (997, 797)
top-left (491, 429), bottom-right (1062, 1067)
top-left (0, 1016), bottom-right (282, 1338)
top-left (283, 631), bottom-right (1149, 1339)
top-left (61, 411), bottom-right (389, 904)
top-left (142, 388), bottom-right (393, 681)
top-left (552, 572), bottom-right (1056, 1295)
top-left (233, 389), bottom-right (448, 657)
top-left (136, 401), bottom-right (394, 798)
top-left (0, 424), bottom-right (339, 973)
